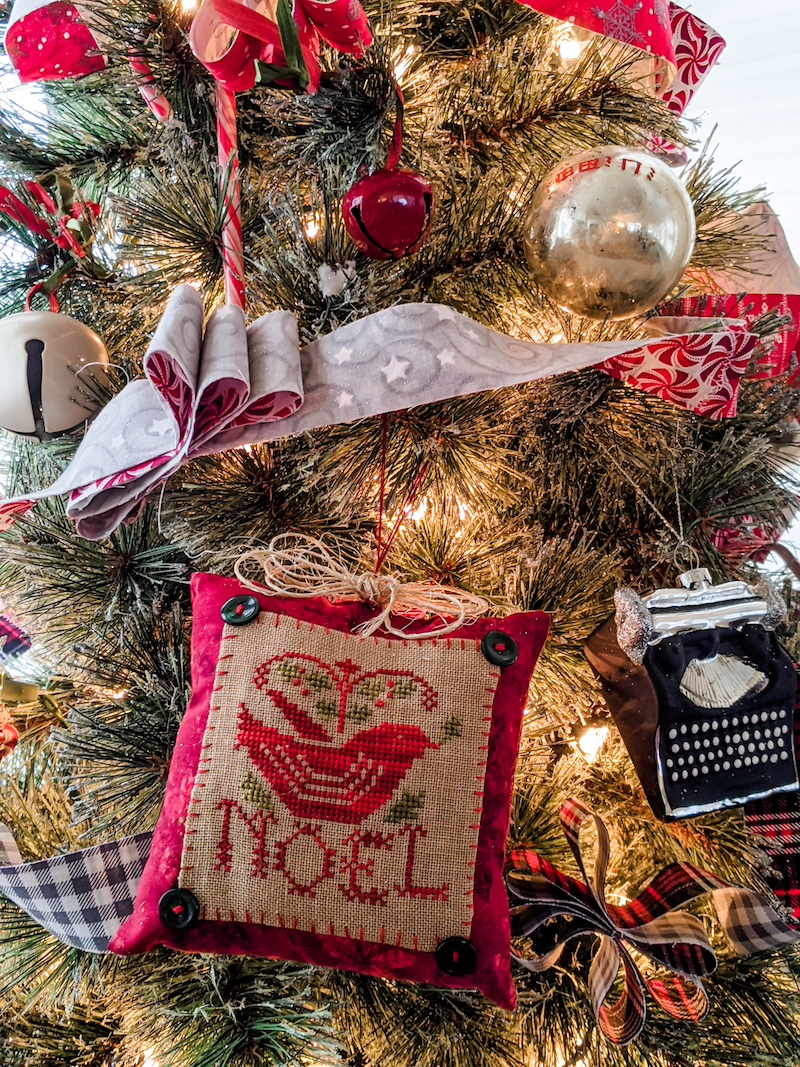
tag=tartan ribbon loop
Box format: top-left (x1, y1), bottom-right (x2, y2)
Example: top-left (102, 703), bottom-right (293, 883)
top-left (505, 798), bottom-right (799, 1045)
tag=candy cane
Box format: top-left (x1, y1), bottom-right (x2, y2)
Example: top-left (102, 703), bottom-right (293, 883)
top-left (129, 48), bottom-right (175, 125)
top-left (215, 82), bottom-right (246, 309)
top-left (126, 49), bottom-right (244, 306)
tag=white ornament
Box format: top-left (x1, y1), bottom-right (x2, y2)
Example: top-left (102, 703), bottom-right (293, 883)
top-left (0, 309), bottom-right (109, 440)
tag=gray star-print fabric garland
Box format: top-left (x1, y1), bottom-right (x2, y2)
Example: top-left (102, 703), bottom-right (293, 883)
top-left (0, 285), bottom-right (743, 540)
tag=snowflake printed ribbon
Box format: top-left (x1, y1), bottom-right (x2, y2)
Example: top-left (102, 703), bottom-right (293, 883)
top-left (505, 799), bottom-right (799, 1044)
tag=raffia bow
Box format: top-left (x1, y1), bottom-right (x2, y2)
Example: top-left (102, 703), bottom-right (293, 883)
top-left (234, 534), bottom-right (490, 639)
top-left (505, 799), bottom-right (799, 1045)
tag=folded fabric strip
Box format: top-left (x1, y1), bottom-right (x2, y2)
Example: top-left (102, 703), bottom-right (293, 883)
top-left (0, 288), bottom-right (756, 540)
top-left (0, 614), bottom-right (31, 657)
top-left (597, 326), bottom-right (757, 418)
top-left (0, 829), bottom-right (152, 952)
top-left (647, 4), bottom-right (726, 165)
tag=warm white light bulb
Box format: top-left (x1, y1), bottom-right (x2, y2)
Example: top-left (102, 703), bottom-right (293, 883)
top-left (393, 43), bottom-right (417, 83)
top-left (142, 1049), bottom-right (159, 1067)
top-left (557, 25), bottom-right (590, 63)
top-left (577, 725), bottom-right (609, 761)
top-left (304, 217), bottom-right (321, 238)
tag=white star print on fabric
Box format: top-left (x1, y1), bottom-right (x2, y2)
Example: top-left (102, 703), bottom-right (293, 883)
top-left (149, 418), bottom-right (173, 436)
top-left (336, 391), bottom-right (355, 408)
top-left (330, 346), bottom-right (353, 364)
top-left (437, 348), bottom-right (457, 366)
top-left (592, 0), bottom-right (644, 44)
top-left (382, 355), bottom-right (410, 382)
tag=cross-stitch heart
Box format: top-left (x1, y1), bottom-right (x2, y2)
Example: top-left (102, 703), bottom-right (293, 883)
top-left (252, 651), bottom-right (438, 738)
top-left (235, 706), bottom-right (437, 824)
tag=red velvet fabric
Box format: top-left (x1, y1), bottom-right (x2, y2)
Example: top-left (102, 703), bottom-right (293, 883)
top-left (110, 573), bottom-right (549, 1009)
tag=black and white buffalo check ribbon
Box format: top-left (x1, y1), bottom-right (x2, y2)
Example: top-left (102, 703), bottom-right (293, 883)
top-left (505, 799), bottom-right (799, 1045)
top-left (0, 826), bottom-right (152, 952)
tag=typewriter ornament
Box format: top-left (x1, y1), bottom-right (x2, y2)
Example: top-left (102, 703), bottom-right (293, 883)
top-left (585, 569), bottom-right (798, 819)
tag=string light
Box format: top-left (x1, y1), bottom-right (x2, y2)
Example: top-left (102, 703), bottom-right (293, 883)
top-left (142, 1049), bottom-right (159, 1067)
top-left (393, 43), bottom-right (417, 84)
top-left (557, 24), bottom-right (590, 63)
top-left (304, 215), bottom-right (321, 238)
top-left (577, 725), bottom-right (609, 762)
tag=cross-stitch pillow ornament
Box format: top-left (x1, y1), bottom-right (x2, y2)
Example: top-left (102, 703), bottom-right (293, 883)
top-left (584, 568), bottom-right (798, 820)
top-left (110, 571), bottom-right (549, 1009)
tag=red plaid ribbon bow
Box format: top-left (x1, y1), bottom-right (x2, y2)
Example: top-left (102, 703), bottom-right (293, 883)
top-left (505, 799), bottom-right (798, 1045)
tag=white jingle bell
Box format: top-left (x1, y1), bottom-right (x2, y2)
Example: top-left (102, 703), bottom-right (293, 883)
top-left (0, 309), bottom-right (109, 440)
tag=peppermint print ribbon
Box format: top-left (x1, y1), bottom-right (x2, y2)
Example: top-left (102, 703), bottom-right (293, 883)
top-left (505, 799), bottom-right (799, 1045)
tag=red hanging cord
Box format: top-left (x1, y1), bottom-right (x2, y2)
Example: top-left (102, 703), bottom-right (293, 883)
top-left (373, 411), bottom-right (446, 575)
top-left (374, 413), bottom-right (390, 573)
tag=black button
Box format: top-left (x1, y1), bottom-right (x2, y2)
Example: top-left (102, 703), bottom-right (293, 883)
top-left (481, 630), bottom-right (518, 667)
top-left (435, 936), bottom-right (477, 976)
top-left (221, 594), bottom-right (260, 625)
top-left (158, 888), bottom-right (200, 931)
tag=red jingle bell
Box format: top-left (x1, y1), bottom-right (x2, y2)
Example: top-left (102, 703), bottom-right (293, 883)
top-left (342, 167), bottom-right (434, 260)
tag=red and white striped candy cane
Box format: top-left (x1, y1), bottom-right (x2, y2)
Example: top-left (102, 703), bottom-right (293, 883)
top-left (129, 49), bottom-right (175, 125)
top-left (215, 82), bottom-right (246, 310)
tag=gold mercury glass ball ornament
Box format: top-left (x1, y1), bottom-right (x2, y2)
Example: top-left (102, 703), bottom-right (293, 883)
top-left (0, 309), bottom-right (110, 440)
top-left (523, 146), bottom-right (696, 321)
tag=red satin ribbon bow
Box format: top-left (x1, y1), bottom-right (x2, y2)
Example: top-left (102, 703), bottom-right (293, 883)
top-left (190, 0), bottom-right (372, 94)
top-left (0, 178), bottom-right (106, 309)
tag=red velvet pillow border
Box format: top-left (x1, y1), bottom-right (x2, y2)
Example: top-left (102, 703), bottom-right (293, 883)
top-left (109, 573), bottom-right (549, 1009)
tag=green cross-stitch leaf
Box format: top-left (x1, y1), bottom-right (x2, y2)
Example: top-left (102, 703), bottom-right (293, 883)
top-left (384, 791), bottom-right (426, 824)
top-left (273, 660), bottom-right (333, 693)
top-left (273, 661), bottom-right (303, 682)
top-left (348, 704), bottom-right (374, 724)
top-left (303, 666), bottom-right (334, 691)
top-left (390, 678), bottom-right (418, 699)
top-left (355, 678), bottom-right (385, 700)
top-left (315, 698), bottom-right (339, 719)
top-left (440, 715), bottom-right (463, 743)
top-left (241, 772), bottom-right (275, 814)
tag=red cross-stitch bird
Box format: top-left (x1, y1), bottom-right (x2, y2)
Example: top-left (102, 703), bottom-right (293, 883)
top-left (235, 704), bottom-right (437, 824)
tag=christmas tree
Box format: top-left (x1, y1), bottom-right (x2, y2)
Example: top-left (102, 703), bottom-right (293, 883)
top-left (1, 1), bottom-right (800, 1064)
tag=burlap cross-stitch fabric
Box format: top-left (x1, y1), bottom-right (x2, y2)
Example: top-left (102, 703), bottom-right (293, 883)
top-left (180, 610), bottom-right (494, 951)
top-left (110, 572), bottom-right (550, 1010)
